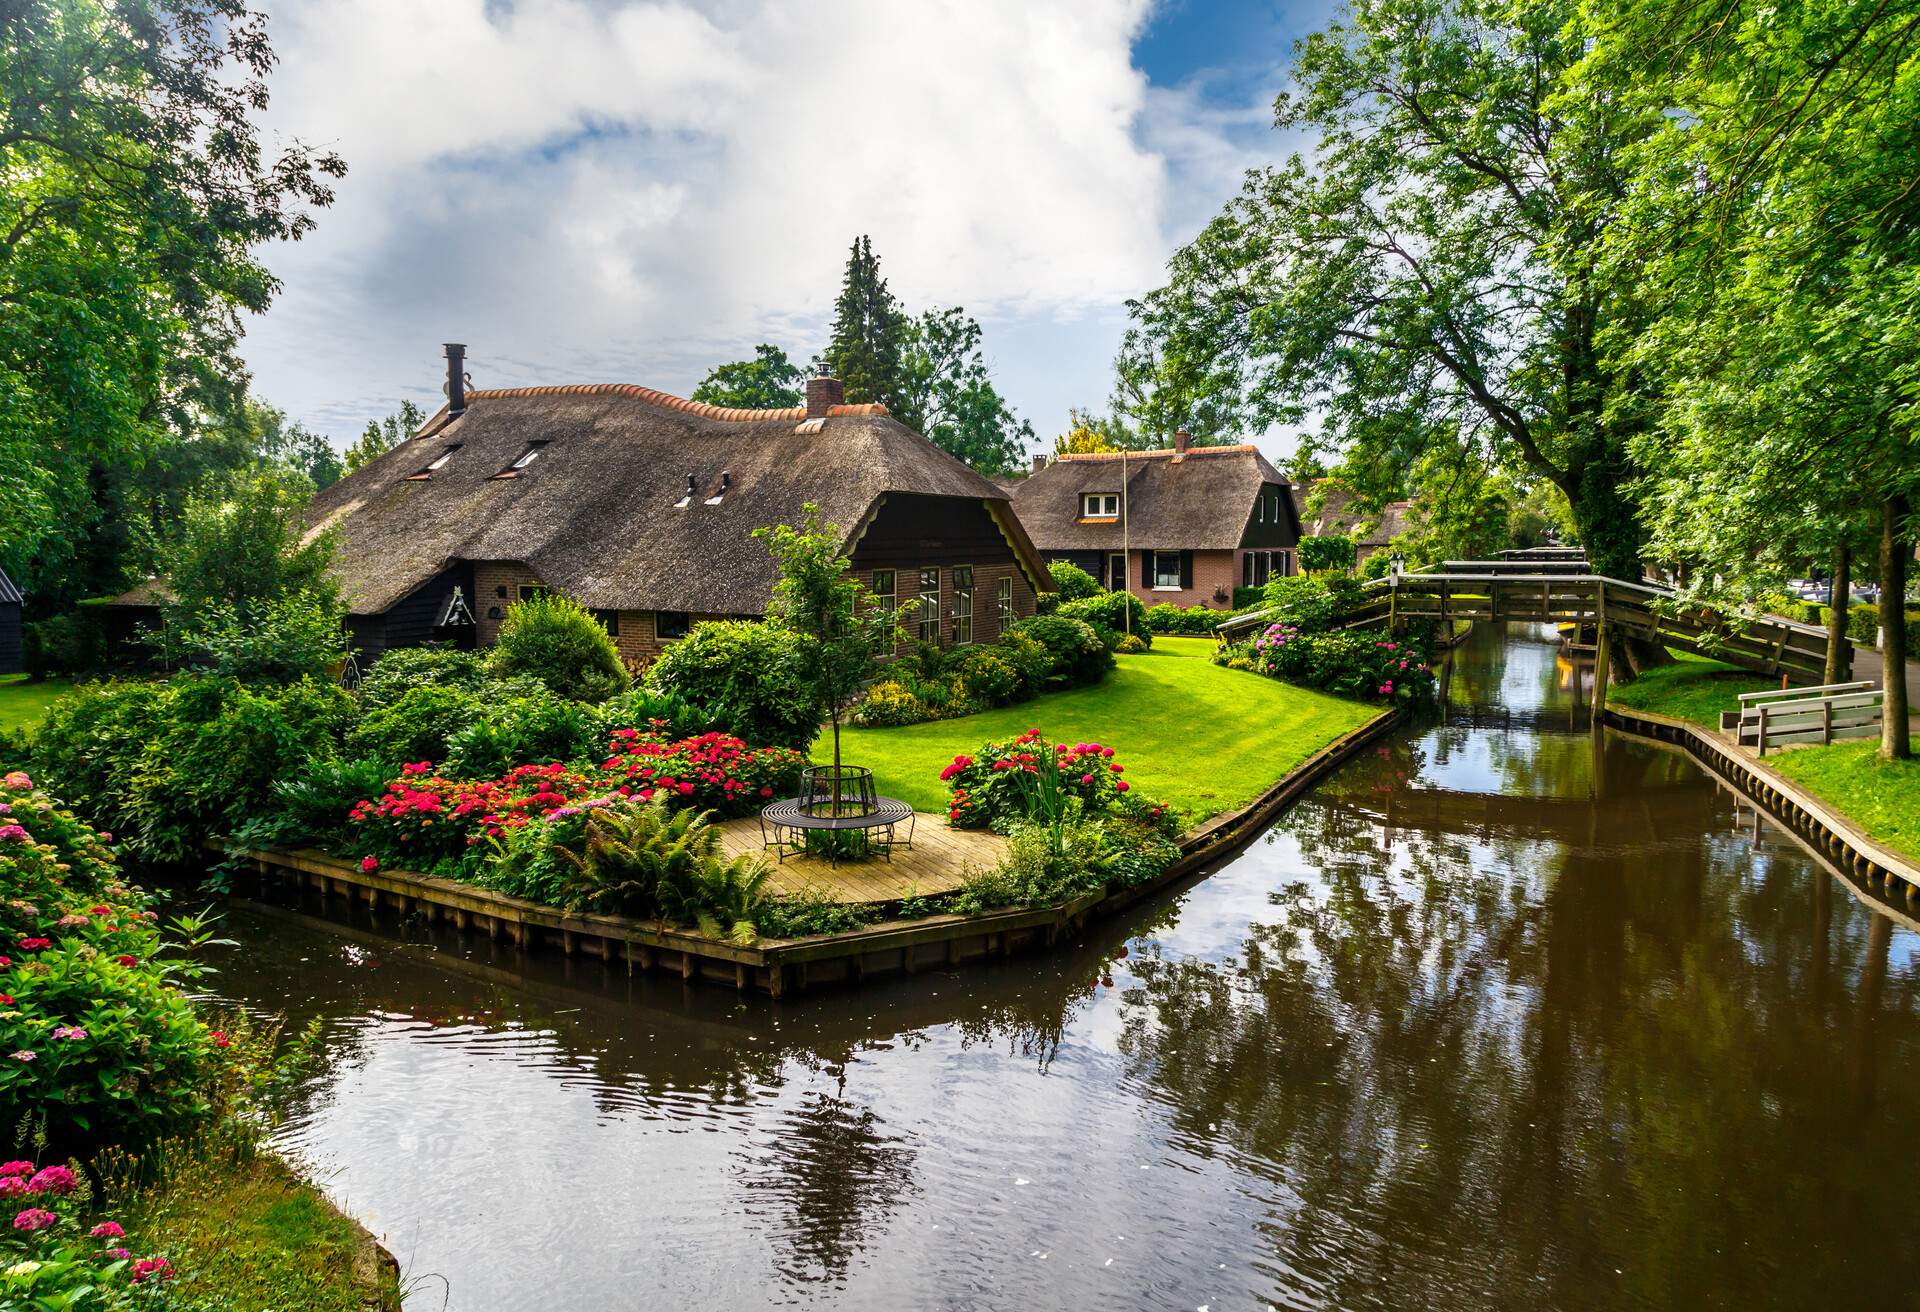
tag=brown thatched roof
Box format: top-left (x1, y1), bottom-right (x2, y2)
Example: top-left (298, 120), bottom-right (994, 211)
top-left (1290, 480), bottom-right (1409, 546)
top-left (304, 384), bottom-right (1045, 618)
top-left (1008, 445), bottom-right (1296, 551)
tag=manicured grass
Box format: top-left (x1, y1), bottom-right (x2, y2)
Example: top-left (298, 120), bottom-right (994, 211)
top-left (0, 673), bottom-right (73, 735)
top-left (1604, 651), bottom-right (1776, 729)
top-left (817, 639), bottom-right (1381, 821)
top-left (1769, 741), bottom-right (1920, 862)
top-left (125, 1149), bottom-right (400, 1311)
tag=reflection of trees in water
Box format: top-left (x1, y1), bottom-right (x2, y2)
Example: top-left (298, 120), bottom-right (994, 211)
top-left (736, 1081), bottom-right (920, 1285)
top-left (1115, 819), bottom-right (1920, 1309)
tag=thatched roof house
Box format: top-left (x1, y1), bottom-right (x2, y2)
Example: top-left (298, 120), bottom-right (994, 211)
top-left (1008, 433), bottom-right (1300, 609)
top-left (0, 566), bottom-right (21, 675)
top-left (305, 350), bottom-right (1049, 666)
top-left (1290, 481), bottom-right (1410, 564)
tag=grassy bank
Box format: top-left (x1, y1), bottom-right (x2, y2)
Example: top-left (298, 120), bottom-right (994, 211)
top-left (123, 1148), bottom-right (401, 1311)
top-left (818, 637), bottom-right (1380, 820)
top-left (0, 672), bottom-right (73, 734)
top-left (1768, 742), bottom-right (1920, 862)
top-left (1603, 651), bottom-right (1774, 728)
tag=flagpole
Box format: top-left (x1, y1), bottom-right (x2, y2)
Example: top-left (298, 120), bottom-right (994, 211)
top-left (1121, 448), bottom-right (1131, 638)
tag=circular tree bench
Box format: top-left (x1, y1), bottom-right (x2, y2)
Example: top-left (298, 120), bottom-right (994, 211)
top-left (759, 765), bottom-right (916, 865)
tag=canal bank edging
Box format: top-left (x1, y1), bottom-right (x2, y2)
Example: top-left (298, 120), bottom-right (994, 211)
top-left (1602, 704), bottom-right (1920, 904)
top-left (232, 706), bottom-right (1402, 997)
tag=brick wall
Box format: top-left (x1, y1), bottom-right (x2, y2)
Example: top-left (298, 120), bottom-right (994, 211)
top-left (851, 559), bottom-right (1036, 654)
top-left (472, 561), bottom-right (545, 646)
top-left (1116, 549), bottom-right (1238, 610)
top-left (608, 610), bottom-right (731, 672)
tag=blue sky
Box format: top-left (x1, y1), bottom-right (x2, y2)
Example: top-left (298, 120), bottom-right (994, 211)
top-left (245, 0), bottom-right (1336, 458)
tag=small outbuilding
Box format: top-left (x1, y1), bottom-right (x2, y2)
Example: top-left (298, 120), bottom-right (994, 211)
top-left (0, 566), bottom-right (22, 675)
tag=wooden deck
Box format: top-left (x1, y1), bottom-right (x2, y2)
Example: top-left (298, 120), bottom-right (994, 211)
top-left (714, 812), bottom-right (1007, 904)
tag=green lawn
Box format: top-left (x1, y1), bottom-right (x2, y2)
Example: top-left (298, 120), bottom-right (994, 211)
top-left (816, 638), bottom-right (1381, 821)
top-left (1604, 651), bottom-right (1775, 729)
top-left (1768, 741), bottom-right (1920, 861)
top-left (0, 673), bottom-right (74, 735)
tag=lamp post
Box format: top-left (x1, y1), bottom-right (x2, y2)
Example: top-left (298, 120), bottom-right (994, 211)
top-left (1389, 551), bottom-right (1405, 584)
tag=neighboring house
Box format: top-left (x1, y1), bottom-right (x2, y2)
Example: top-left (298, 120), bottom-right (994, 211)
top-left (1291, 481), bottom-right (1410, 566)
top-left (1009, 433), bottom-right (1301, 610)
top-left (0, 567), bottom-right (21, 675)
top-left (286, 348), bottom-right (1048, 668)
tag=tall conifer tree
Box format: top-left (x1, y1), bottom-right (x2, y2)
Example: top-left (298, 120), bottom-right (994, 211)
top-left (821, 236), bottom-right (917, 429)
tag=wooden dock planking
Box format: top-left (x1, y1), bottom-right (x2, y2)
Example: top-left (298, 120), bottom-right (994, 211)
top-left (714, 812), bottom-right (1007, 904)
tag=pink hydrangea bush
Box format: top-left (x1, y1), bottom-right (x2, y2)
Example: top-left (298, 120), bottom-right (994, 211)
top-left (940, 730), bottom-right (1171, 833)
top-left (0, 1184), bottom-right (178, 1304)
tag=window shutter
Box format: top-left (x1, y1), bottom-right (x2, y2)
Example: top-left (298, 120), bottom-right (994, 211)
top-left (1180, 551), bottom-right (1193, 589)
top-left (1141, 552), bottom-right (1152, 589)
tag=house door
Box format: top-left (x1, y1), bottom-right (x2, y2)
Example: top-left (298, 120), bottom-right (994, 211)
top-left (1108, 552), bottom-right (1127, 591)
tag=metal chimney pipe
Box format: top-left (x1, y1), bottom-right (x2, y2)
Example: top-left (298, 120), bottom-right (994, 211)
top-left (444, 343), bottom-right (467, 416)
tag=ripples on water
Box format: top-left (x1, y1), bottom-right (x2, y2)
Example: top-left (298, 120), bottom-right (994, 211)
top-left (209, 625), bottom-right (1920, 1310)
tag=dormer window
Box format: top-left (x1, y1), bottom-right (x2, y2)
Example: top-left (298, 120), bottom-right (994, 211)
top-left (492, 442), bottom-right (548, 478)
top-left (1081, 492), bottom-right (1120, 519)
top-left (407, 445), bottom-right (461, 479)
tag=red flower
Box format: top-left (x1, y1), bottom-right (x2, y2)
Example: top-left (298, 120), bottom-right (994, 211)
top-left (0, 996), bottom-right (11, 1006)
top-left (212, 1030), bottom-right (231, 1048)
top-left (360, 857), bottom-right (379, 873)
top-left (16, 939), bottom-right (48, 952)
top-left (115, 955), bottom-right (136, 968)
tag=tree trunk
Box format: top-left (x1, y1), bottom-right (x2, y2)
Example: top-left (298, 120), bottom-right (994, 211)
top-left (1879, 495), bottom-right (1909, 761)
top-left (1825, 540), bottom-right (1853, 684)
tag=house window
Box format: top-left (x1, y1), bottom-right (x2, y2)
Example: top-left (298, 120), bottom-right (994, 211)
top-left (494, 442), bottom-right (548, 477)
top-left (657, 611), bottom-right (690, 640)
top-left (869, 570), bottom-right (896, 619)
top-left (918, 568), bottom-right (940, 643)
top-left (1244, 553), bottom-right (1261, 588)
top-left (951, 566), bottom-right (974, 645)
top-left (1107, 552), bottom-right (1127, 590)
top-left (1153, 552), bottom-right (1183, 589)
top-left (996, 576), bottom-right (1013, 628)
top-left (1081, 492), bottom-right (1120, 518)
top-left (591, 608), bottom-right (620, 637)
top-left (1257, 496), bottom-right (1265, 523)
top-left (516, 583), bottom-right (549, 603)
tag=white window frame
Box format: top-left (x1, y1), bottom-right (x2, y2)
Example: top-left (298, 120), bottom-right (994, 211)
top-left (996, 576), bottom-right (1014, 628)
top-left (870, 569), bottom-right (896, 618)
top-left (951, 565), bottom-right (975, 645)
top-left (1152, 551), bottom-right (1183, 590)
top-left (918, 568), bottom-right (941, 643)
top-left (1081, 492), bottom-right (1120, 518)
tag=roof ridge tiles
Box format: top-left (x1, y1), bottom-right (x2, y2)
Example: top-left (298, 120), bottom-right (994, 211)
top-left (1052, 443), bottom-right (1258, 462)
top-left (459, 383), bottom-right (891, 424)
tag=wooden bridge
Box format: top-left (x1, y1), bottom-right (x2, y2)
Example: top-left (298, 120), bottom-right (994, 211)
top-left (1220, 558), bottom-right (1843, 701)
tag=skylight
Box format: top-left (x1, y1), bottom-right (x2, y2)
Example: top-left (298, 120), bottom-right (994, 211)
top-left (492, 442), bottom-right (549, 478)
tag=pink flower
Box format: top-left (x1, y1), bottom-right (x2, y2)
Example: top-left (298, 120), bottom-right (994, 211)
top-left (212, 1031), bottom-right (231, 1049)
top-left (88, 906), bottom-right (111, 916)
top-left (17, 938), bottom-right (49, 951)
top-left (105, 1247), bottom-right (131, 1259)
top-left (1101, 747), bottom-right (1115, 758)
top-left (0, 1162), bottom-right (30, 1178)
top-left (27, 1166), bottom-right (76, 1195)
top-left (0, 825), bottom-right (27, 843)
top-left (1115, 780), bottom-right (1130, 792)
top-left (0, 995), bottom-right (13, 1007)
top-left (360, 856), bottom-right (379, 873)
top-left (13, 1207), bottom-right (55, 1231)
top-left (1080, 774), bottom-right (1094, 785)
top-left (1109, 764), bottom-right (1124, 774)
top-left (1378, 681), bottom-right (1394, 695)
top-left (90, 1221), bottom-right (125, 1239)
top-left (10, 1051), bottom-right (34, 1063)
top-left (50, 1027), bottom-right (87, 1042)
top-left (1, 771), bottom-right (30, 790)
top-left (0, 1178), bottom-right (26, 1195)
top-left (130, 1256), bottom-right (173, 1283)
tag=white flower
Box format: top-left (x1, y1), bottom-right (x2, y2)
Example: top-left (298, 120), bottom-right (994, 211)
top-left (5, 1260), bottom-right (42, 1278)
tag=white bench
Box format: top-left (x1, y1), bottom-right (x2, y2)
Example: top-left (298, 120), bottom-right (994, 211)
top-left (1721, 681), bottom-right (1882, 755)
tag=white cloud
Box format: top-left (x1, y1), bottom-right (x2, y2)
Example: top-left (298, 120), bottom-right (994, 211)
top-left (245, 0), bottom-right (1288, 445)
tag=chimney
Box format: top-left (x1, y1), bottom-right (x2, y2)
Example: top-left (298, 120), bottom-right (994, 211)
top-left (1031, 454), bottom-right (1048, 474)
top-left (1173, 429), bottom-right (1191, 455)
top-left (805, 372), bottom-right (845, 419)
top-left (444, 343), bottom-right (467, 416)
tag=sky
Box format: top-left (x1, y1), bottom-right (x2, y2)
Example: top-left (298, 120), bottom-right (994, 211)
top-left (244, 0), bottom-right (1335, 462)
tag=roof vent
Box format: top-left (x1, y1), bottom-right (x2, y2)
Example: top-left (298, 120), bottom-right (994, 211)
top-left (675, 472), bottom-right (695, 510)
top-left (704, 471), bottom-right (731, 506)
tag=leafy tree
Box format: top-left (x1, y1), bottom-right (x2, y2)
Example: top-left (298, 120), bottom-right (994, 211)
top-left (755, 504), bottom-right (902, 796)
top-left (1054, 407), bottom-right (1151, 455)
top-left (345, 400), bottom-right (426, 473)
top-left (1122, 0), bottom-right (1673, 671)
top-left (898, 308), bottom-right (1035, 475)
top-left (691, 344), bottom-right (805, 411)
top-left (0, 0), bottom-right (343, 599)
top-left (159, 469), bottom-right (337, 621)
top-left (1047, 560), bottom-right (1101, 601)
top-left (258, 410), bottom-right (343, 490)
top-left (1297, 535), bottom-right (1357, 574)
top-left (821, 236), bottom-right (912, 426)
top-left (164, 590), bottom-right (347, 682)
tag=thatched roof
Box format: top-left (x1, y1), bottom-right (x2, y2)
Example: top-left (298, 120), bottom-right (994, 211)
top-left (303, 384), bottom-right (1046, 617)
top-left (1009, 445), bottom-right (1295, 551)
top-left (1290, 480), bottom-right (1409, 546)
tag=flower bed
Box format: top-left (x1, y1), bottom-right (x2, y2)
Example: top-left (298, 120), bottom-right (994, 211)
top-left (1215, 624), bottom-right (1433, 703)
top-left (0, 1163), bottom-right (182, 1306)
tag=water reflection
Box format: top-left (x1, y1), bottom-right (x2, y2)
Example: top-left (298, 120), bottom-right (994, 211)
top-left (211, 624), bottom-right (1919, 1309)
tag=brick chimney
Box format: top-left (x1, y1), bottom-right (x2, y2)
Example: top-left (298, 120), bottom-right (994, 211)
top-left (1173, 428), bottom-right (1191, 455)
top-left (444, 343), bottom-right (467, 416)
top-left (805, 372), bottom-right (845, 419)
top-left (1031, 454), bottom-right (1048, 474)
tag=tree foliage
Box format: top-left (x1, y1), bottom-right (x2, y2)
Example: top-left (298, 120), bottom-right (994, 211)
top-left (899, 308), bottom-right (1035, 475)
top-left (691, 344), bottom-right (805, 411)
top-left (344, 400), bottom-right (425, 473)
top-left (0, 0), bottom-right (344, 596)
top-left (159, 468), bottom-right (337, 621)
top-left (822, 235), bottom-right (912, 424)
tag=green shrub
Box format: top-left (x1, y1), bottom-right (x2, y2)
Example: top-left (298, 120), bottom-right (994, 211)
top-left (1047, 560), bottom-right (1101, 601)
top-left (164, 589), bottom-right (347, 683)
top-left (358, 645), bottom-right (534, 713)
top-left (1002, 615), bottom-right (1112, 688)
top-left (488, 593), bottom-right (630, 702)
top-left (443, 694), bottom-right (595, 778)
top-left (33, 677), bottom-right (353, 863)
top-left (1102, 814), bottom-right (1183, 888)
top-left (232, 755), bottom-right (395, 852)
top-left (1222, 622), bottom-right (1433, 703)
top-left (586, 685), bottom-right (706, 741)
top-left (23, 610), bottom-right (119, 679)
top-left (951, 817), bottom-right (1114, 914)
top-left (645, 619), bottom-right (819, 749)
top-left (1115, 633), bottom-right (1148, 654)
top-left (851, 679), bottom-right (927, 727)
top-left (1297, 534), bottom-right (1357, 573)
top-left (1035, 591), bottom-right (1060, 615)
top-left (1144, 602), bottom-right (1222, 635)
top-left (1059, 590), bottom-right (1149, 644)
top-left (344, 683), bottom-right (486, 771)
top-left (751, 889), bottom-right (879, 939)
top-left (949, 645), bottom-right (1024, 706)
top-left (545, 797), bottom-right (771, 943)
top-left (1259, 572), bottom-right (1369, 631)
top-left (1231, 586), bottom-right (1265, 610)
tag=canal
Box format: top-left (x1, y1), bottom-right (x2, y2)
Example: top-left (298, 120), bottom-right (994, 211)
top-left (210, 623), bottom-right (1920, 1309)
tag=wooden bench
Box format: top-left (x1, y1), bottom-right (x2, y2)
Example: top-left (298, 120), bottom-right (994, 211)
top-left (1720, 680), bottom-right (1881, 755)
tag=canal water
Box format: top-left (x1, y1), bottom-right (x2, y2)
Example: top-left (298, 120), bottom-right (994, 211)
top-left (209, 624), bottom-right (1919, 1310)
